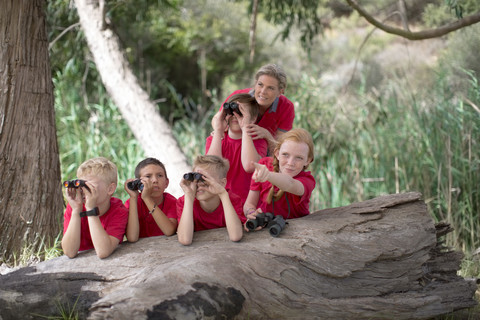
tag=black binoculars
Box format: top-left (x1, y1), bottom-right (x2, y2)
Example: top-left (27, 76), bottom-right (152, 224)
top-left (267, 215), bottom-right (286, 237)
top-left (63, 179), bottom-right (90, 191)
top-left (223, 102), bottom-right (242, 116)
top-left (127, 179), bottom-right (144, 191)
top-left (245, 212), bottom-right (274, 231)
top-left (246, 212), bottom-right (286, 237)
top-left (183, 172), bottom-right (205, 182)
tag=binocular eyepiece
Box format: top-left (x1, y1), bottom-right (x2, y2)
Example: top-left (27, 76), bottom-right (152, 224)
top-left (127, 179), bottom-right (144, 191)
top-left (267, 215), bottom-right (286, 237)
top-left (223, 102), bottom-right (242, 116)
top-left (63, 179), bottom-right (90, 191)
top-left (183, 172), bottom-right (205, 182)
top-left (245, 212), bottom-right (286, 237)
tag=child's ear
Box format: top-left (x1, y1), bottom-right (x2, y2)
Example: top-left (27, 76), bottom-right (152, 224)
top-left (165, 178), bottom-right (170, 189)
top-left (274, 149), bottom-right (279, 159)
top-left (107, 183), bottom-right (116, 196)
top-left (221, 177), bottom-right (227, 187)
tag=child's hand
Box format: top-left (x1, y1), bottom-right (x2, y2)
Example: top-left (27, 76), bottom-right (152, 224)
top-left (124, 178), bottom-right (139, 198)
top-left (211, 108), bottom-right (229, 133)
top-left (83, 181), bottom-right (99, 210)
top-left (252, 162), bottom-right (270, 183)
top-left (140, 179), bottom-right (154, 201)
top-left (245, 207), bottom-right (262, 220)
top-left (200, 173), bottom-right (226, 196)
top-left (180, 177), bottom-right (197, 198)
top-left (236, 103), bottom-right (251, 128)
top-left (65, 187), bottom-right (83, 212)
top-left (244, 208), bottom-right (264, 232)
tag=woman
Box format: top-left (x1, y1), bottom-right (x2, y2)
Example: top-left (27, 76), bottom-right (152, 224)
top-left (220, 64), bottom-right (295, 148)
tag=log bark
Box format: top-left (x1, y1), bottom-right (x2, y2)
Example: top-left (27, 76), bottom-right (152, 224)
top-left (0, 192), bottom-right (477, 319)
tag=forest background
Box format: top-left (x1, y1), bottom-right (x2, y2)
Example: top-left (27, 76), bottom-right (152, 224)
top-left (10, 0), bottom-right (480, 283)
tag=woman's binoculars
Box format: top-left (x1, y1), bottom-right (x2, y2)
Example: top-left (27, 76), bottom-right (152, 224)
top-left (223, 102), bottom-right (242, 116)
top-left (127, 179), bottom-right (144, 191)
top-left (63, 179), bottom-right (90, 191)
top-left (246, 212), bottom-right (286, 237)
top-left (183, 172), bottom-right (205, 182)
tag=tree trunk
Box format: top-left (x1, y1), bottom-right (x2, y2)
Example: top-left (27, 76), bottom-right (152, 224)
top-left (0, 193), bottom-right (477, 319)
top-left (0, 0), bottom-right (63, 263)
top-left (73, 0), bottom-right (191, 197)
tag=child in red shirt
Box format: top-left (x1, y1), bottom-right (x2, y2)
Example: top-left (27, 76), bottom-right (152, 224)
top-left (62, 157), bottom-right (128, 259)
top-left (206, 93), bottom-right (268, 203)
top-left (244, 128), bottom-right (316, 225)
top-left (176, 155), bottom-right (247, 245)
top-left (124, 158), bottom-right (177, 242)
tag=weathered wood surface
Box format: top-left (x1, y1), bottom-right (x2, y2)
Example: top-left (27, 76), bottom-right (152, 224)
top-left (0, 192), bottom-right (477, 319)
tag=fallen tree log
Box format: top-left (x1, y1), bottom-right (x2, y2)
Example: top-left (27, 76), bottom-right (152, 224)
top-left (0, 192), bottom-right (477, 319)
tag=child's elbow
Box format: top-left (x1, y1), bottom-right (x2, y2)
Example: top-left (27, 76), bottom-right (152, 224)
top-left (96, 250), bottom-right (112, 259)
top-left (127, 236), bottom-right (139, 243)
top-left (229, 233), bottom-right (243, 242)
top-left (64, 251), bottom-right (78, 259)
top-left (178, 237), bottom-right (192, 246)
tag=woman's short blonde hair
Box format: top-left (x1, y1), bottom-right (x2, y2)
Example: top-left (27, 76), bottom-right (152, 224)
top-left (254, 64), bottom-right (287, 91)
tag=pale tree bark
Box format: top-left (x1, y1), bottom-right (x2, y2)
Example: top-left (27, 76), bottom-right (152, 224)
top-left (0, 0), bottom-right (64, 262)
top-left (73, 0), bottom-right (191, 197)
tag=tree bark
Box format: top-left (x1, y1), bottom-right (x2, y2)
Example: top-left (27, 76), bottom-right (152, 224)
top-left (0, 193), bottom-right (476, 319)
top-left (73, 0), bottom-right (191, 197)
top-left (0, 0), bottom-right (63, 262)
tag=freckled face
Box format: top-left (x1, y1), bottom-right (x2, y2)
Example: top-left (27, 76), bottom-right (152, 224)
top-left (254, 75), bottom-right (283, 108)
top-left (275, 140), bottom-right (311, 177)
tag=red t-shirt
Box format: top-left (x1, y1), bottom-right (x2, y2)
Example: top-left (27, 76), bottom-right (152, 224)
top-left (124, 192), bottom-right (177, 238)
top-left (176, 190), bottom-right (247, 231)
top-left (205, 133), bottom-right (267, 203)
top-left (250, 157), bottom-right (316, 219)
top-left (63, 197), bottom-right (128, 251)
top-left (222, 88), bottom-right (295, 136)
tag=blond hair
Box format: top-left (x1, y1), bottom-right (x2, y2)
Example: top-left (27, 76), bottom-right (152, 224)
top-left (254, 64), bottom-right (287, 91)
top-left (77, 157), bottom-right (118, 185)
top-left (194, 155), bottom-right (230, 179)
top-left (267, 128), bottom-right (314, 204)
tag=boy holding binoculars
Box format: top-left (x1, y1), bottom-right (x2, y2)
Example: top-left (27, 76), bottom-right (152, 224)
top-left (62, 157), bottom-right (128, 259)
top-left (124, 158), bottom-right (178, 242)
top-left (176, 155), bottom-right (247, 245)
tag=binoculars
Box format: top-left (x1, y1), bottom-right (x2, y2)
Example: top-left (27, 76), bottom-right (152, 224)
top-left (127, 179), bottom-right (144, 191)
top-left (63, 179), bottom-right (90, 191)
top-left (183, 172), bottom-right (205, 182)
top-left (223, 102), bottom-right (242, 116)
top-left (245, 212), bottom-right (287, 237)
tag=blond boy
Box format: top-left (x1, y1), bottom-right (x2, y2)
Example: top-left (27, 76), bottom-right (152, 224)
top-left (62, 157), bottom-right (128, 258)
top-left (176, 155), bottom-right (246, 245)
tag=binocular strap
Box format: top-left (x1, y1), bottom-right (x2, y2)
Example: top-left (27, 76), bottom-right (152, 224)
top-left (272, 193), bottom-right (291, 220)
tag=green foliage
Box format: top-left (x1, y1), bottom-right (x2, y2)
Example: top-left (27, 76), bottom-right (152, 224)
top-left (54, 68), bottom-right (145, 201)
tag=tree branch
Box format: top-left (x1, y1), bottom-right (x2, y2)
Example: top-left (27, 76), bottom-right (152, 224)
top-left (346, 0), bottom-right (480, 40)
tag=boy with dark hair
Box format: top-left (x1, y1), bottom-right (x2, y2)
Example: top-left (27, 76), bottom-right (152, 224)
top-left (124, 158), bottom-right (177, 242)
top-left (176, 155), bottom-right (246, 245)
top-left (62, 157), bottom-right (128, 259)
top-left (207, 93), bottom-right (268, 203)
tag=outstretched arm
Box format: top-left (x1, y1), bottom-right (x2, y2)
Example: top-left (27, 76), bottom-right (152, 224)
top-left (252, 162), bottom-right (305, 196)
